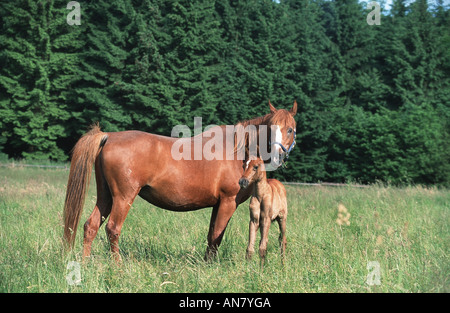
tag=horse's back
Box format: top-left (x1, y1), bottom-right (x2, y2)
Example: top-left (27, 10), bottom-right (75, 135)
top-left (98, 129), bottom-right (242, 211)
top-left (99, 129), bottom-right (175, 182)
top-left (104, 130), bottom-right (175, 150)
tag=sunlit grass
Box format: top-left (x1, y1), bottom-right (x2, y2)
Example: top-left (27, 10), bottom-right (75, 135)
top-left (0, 167), bottom-right (448, 292)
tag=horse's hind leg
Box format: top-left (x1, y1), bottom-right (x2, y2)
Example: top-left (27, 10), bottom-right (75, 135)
top-left (83, 161), bottom-right (112, 259)
top-left (105, 189), bottom-right (140, 262)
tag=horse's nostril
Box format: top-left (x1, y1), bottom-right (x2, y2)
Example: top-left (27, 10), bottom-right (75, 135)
top-left (239, 178), bottom-right (249, 189)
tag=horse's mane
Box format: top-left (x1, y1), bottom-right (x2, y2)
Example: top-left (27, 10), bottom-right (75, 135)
top-left (236, 110), bottom-right (292, 128)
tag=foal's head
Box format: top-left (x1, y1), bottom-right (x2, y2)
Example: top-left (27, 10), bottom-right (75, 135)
top-left (238, 158), bottom-right (266, 189)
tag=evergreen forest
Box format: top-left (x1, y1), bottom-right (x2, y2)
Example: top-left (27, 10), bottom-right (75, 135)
top-left (0, 0), bottom-right (449, 185)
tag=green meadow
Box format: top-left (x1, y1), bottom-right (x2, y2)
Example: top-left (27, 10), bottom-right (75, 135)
top-left (0, 165), bottom-right (448, 292)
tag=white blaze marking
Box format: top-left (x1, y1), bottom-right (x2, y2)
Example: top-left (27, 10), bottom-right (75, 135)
top-left (274, 126), bottom-right (283, 153)
top-left (245, 159), bottom-right (251, 170)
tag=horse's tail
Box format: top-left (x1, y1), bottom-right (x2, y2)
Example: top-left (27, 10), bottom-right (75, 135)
top-left (63, 124), bottom-right (108, 249)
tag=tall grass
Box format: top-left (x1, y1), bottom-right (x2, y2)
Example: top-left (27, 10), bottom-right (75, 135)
top-left (0, 166), bottom-right (448, 292)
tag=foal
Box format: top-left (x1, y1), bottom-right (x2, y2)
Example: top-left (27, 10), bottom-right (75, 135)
top-left (238, 158), bottom-right (287, 265)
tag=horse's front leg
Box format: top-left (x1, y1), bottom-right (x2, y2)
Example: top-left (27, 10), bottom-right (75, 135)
top-left (205, 197), bottom-right (237, 261)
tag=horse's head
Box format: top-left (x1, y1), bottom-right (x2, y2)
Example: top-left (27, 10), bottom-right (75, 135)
top-left (239, 158), bottom-right (266, 189)
top-left (266, 100), bottom-right (297, 166)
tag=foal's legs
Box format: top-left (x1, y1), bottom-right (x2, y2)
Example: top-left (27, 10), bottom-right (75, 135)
top-left (276, 216), bottom-right (287, 264)
top-left (246, 198), bottom-right (260, 259)
top-left (258, 208), bottom-right (271, 267)
top-left (205, 197), bottom-right (237, 261)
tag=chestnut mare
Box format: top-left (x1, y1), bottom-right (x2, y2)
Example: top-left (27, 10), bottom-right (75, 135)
top-left (63, 101), bottom-right (297, 261)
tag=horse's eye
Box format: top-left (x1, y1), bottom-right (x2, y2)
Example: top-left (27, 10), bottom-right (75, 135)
top-left (253, 166), bottom-right (258, 171)
top-left (287, 128), bottom-right (293, 135)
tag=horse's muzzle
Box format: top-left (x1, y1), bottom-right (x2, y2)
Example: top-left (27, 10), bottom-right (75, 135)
top-left (239, 177), bottom-right (249, 189)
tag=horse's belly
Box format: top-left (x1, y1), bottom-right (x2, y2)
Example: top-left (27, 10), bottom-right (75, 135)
top-left (138, 185), bottom-right (218, 212)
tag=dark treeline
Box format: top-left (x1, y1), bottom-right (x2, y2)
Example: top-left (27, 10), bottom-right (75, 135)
top-left (0, 0), bottom-right (449, 185)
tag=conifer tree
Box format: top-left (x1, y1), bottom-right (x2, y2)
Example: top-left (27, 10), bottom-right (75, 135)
top-left (0, 0), bottom-right (83, 160)
top-left (119, 0), bottom-right (172, 134)
top-left (156, 0), bottom-right (224, 129)
top-left (67, 0), bottom-right (139, 135)
top-left (0, 0), bottom-right (448, 185)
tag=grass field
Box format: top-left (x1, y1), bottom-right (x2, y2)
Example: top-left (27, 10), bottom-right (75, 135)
top-left (0, 165), bottom-right (448, 293)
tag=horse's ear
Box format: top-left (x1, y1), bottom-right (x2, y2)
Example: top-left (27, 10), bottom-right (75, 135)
top-left (290, 100), bottom-right (298, 116)
top-left (269, 100), bottom-right (277, 114)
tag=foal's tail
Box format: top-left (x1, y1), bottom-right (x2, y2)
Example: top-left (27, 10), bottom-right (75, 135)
top-left (63, 124), bottom-right (108, 249)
